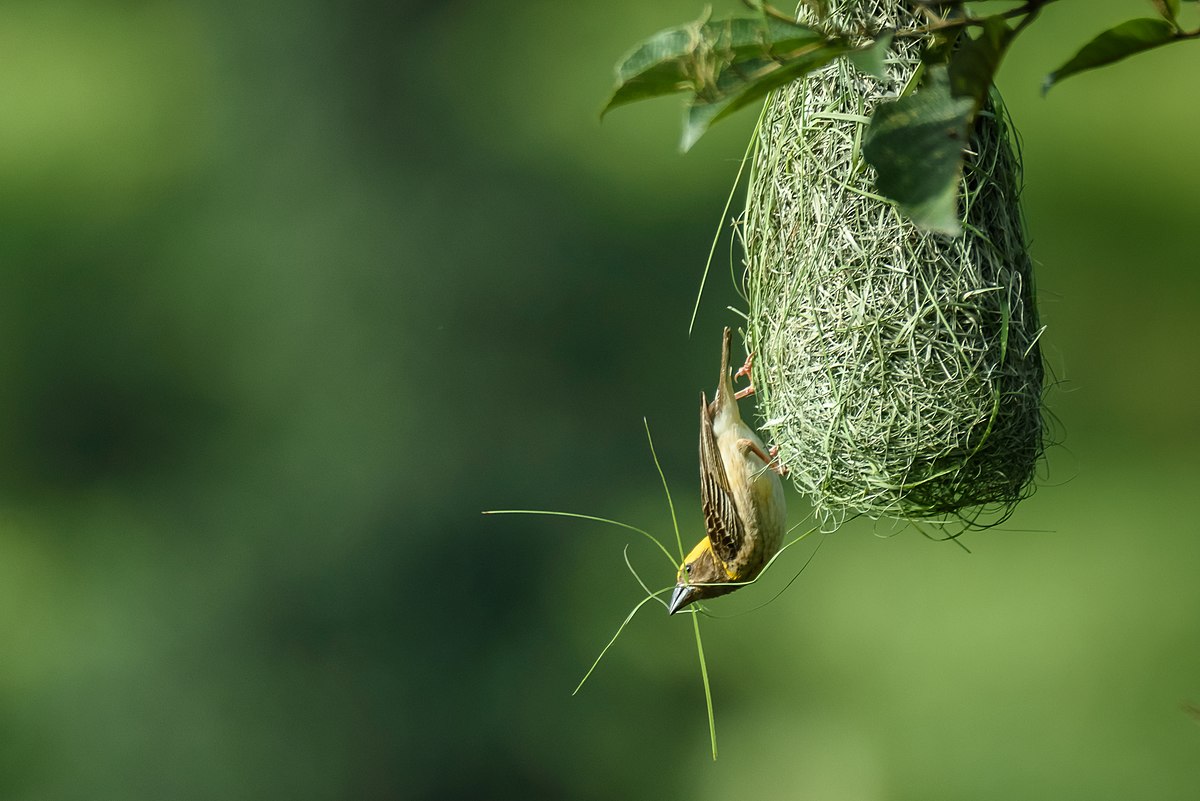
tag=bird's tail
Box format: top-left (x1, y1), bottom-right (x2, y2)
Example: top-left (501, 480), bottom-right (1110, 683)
top-left (714, 326), bottom-right (735, 408)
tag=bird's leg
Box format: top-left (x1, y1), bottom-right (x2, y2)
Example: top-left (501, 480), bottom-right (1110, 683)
top-left (741, 439), bottom-right (788, 476)
top-left (737, 437), bottom-right (782, 474)
top-left (733, 351), bottom-right (756, 400)
top-left (739, 440), bottom-right (788, 477)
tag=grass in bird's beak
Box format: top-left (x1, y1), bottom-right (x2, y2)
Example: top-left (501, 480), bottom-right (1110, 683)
top-left (484, 420), bottom-right (825, 761)
top-left (643, 420), bottom-right (719, 760)
top-left (484, 421), bottom-right (720, 758)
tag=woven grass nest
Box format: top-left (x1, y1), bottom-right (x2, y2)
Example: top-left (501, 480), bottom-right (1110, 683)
top-left (742, 0), bottom-right (1046, 531)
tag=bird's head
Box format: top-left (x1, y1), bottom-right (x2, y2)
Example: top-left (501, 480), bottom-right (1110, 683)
top-left (668, 538), bottom-right (734, 615)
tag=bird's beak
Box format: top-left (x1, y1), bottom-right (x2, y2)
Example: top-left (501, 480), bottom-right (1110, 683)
top-left (668, 584), bottom-right (696, 615)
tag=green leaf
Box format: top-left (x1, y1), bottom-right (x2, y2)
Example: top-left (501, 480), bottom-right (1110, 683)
top-left (603, 26), bottom-right (700, 112)
top-left (862, 68), bottom-right (974, 236)
top-left (948, 16), bottom-right (1012, 108)
top-left (603, 15), bottom-right (825, 116)
top-left (1043, 18), bottom-right (1179, 94)
top-left (901, 175), bottom-right (961, 237)
top-left (846, 31), bottom-right (893, 80)
top-left (682, 42), bottom-right (852, 150)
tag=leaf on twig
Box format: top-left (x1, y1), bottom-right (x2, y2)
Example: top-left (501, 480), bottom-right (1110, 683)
top-left (682, 44), bottom-right (851, 150)
top-left (603, 15), bottom-right (826, 116)
top-left (1043, 18), bottom-right (1180, 94)
top-left (605, 14), bottom-right (899, 151)
top-left (948, 17), bottom-right (1013, 108)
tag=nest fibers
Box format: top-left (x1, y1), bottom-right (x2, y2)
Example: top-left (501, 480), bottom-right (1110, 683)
top-left (742, 0), bottom-right (1046, 530)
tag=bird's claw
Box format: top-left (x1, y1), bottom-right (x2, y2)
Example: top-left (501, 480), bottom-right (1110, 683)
top-left (733, 351), bottom-right (756, 400)
top-left (768, 444), bottom-right (788, 477)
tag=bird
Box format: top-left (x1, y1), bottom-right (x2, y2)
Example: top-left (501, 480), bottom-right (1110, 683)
top-left (668, 327), bottom-right (787, 615)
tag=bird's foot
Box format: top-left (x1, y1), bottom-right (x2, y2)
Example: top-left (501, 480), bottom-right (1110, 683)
top-left (733, 351), bottom-right (756, 400)
top-left (768, 444), bottom-right (788, 477)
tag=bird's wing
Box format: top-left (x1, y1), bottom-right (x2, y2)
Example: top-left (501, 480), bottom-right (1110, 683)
top-left (699, 391), bottom-right (745, 569)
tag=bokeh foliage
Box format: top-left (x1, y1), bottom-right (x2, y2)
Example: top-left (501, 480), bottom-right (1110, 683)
top-left (0, 1), bottom-right (1199, 799)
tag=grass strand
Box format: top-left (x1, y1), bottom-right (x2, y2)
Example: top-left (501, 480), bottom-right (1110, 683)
top-left (688, 101), bottom-right (769, 337)
top-left (644, 418), bottom-right (685, 563)
top-left (572, 588), bottom-right (670, 695)
top-left (483, 509), bottom-right (677, 569)
top-left (691, 612), bottom-right (718, 760)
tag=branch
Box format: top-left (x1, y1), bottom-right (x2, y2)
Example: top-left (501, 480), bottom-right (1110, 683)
top-left (894, 0), bottom-right (1063, 40)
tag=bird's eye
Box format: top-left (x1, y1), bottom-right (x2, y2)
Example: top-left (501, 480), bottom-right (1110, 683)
top-left (685, 564), bottom-right (692, 574)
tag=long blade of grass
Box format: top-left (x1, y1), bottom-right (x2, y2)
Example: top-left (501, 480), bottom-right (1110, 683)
top-left (687, 101), bottom-right (769, 336)
top-left (691, 612), bottom-right (718, 760)
top-left (623, 544), bottom-right (668, 610)
top-left (483, 509), bottom-right (677, 569)
top-left (573, 588), bottom-right (670, 695)
top-left (643, 419), bottom-right (685, 562)
top-left (644, 422), bottom-right (717, 757)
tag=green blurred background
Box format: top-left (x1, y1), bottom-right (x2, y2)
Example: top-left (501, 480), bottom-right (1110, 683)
top-left (1, 0), bottom-right (1198, 798)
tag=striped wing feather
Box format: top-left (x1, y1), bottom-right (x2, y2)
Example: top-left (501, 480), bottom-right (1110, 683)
top-left (699, 392), bottom-right (745, 567)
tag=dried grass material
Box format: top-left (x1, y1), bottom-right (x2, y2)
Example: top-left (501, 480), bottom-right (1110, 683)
top-left (743, 0), bottom-right (1045, 529)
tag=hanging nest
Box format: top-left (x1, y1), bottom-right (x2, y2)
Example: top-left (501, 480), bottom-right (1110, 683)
top-left (742, 0), bottom-right (1046, 530)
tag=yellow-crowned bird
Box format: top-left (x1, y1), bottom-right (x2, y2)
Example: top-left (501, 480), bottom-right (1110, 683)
top-left (668, 327), bottom-right (787, 614)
